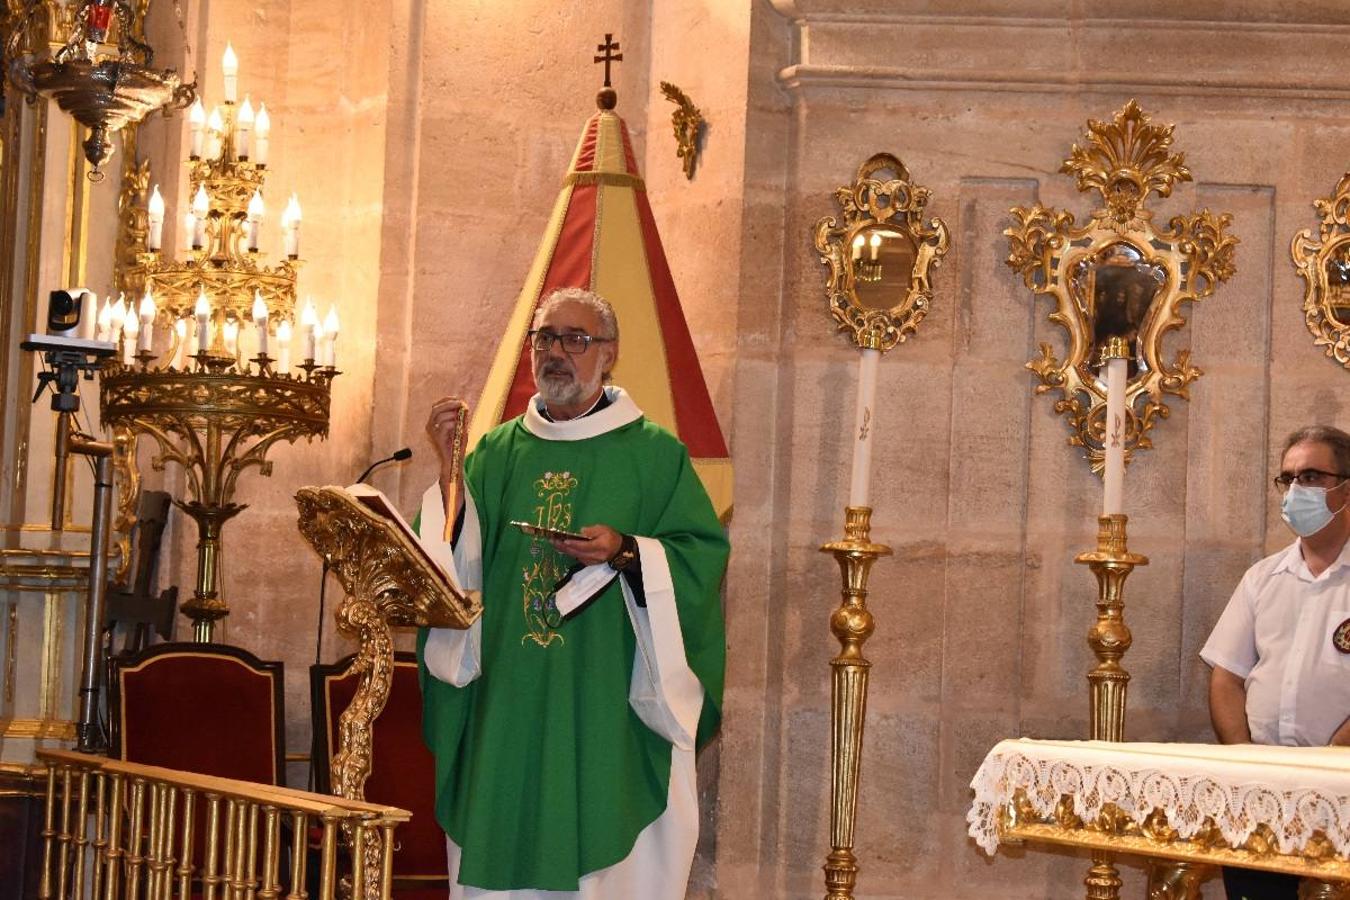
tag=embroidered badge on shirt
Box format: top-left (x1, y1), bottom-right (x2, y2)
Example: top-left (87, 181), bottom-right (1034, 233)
top-left (1334, 618), bottom-right (1350, 654)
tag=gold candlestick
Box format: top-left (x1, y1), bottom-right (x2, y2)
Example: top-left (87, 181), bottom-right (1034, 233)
top-left (820, 506), bottom-right (891, 900)
top-left (1076, 513), bottom-right (1147, 900)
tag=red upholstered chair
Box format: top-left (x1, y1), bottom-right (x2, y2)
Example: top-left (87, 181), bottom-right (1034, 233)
top-left (108, 642), bottom-right (285, 786)
top-left (311, 651), bottom-right (447, 896)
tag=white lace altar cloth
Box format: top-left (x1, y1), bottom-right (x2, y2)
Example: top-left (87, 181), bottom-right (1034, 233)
top-left (968, 739), bottom-right (1350, 858)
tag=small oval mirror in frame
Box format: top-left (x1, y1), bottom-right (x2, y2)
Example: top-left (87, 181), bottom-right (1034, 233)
top-left (815, 153), bottom-right (949, 351)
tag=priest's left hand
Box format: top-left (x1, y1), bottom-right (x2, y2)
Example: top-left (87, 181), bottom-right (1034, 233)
top-left (552, 525), bottom-right (621, 566)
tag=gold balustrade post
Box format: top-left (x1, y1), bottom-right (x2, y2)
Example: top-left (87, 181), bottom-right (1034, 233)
top-left (259, 805), bottom-right (282, 900)
top-left (104, 773), bottom-right (125, 900)
top-left (287, 811), bottom-right (309, 900)
top-left (56, 766), bottom-right (73, 900)
top-left (39, 764), bottom-right (57, 900)
top-left (90, 771), bottom-right (107, 900)
top-left (1075, 514), bottom-right (1147, 900)
top-left (126, 778), bottom-right (147, 900)
top-left (819, 506), bottom-right (891, 900)
top-left (177, 789), bottom-right (197, 900)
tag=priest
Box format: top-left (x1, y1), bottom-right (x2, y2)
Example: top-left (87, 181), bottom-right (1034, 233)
top-left (416, 287), bottom-right (729, 898)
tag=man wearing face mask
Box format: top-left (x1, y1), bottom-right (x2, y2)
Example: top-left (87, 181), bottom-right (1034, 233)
top-left (1201, 424), bottom-right (1350, 900)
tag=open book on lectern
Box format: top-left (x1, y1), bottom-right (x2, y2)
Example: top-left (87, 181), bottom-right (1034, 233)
top-left (294, 482), bottom-right (480, 630)
top-left (343, 481), bottom-right (466, 595)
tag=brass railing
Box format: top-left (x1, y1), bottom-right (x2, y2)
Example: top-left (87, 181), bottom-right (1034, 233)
top-left (36, 749), bottom-right (410, 900)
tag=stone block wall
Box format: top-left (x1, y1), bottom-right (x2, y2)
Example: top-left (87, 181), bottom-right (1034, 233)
top-left (131, 1), bottom-right (1350, 896)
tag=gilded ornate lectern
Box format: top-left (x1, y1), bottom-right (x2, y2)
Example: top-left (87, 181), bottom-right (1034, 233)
top-left (295, 486), bottom-right (481, 897)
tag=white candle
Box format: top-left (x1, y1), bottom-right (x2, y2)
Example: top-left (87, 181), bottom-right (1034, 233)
top-left (96, 297), bottom-right (113, 342)
top-left (195, 289), bottom-right (211, 353)
top-left (78, 292), bottom-right (98, 340)
top-left (252, 292), bottom-right (269, 358)
top-left (868, 232), bottom-right (881, 262)
top-left (246, 190), bottom-right (264, 252)
top-left (282, 194), bottom-right (301, 258)
top-left (172, 318), bottom-right (187, 369)
top-left (188, 98), bottom-right (205, 158)
top-left (851, 234), bottom-right (863, 262)
top-left (137, 289), bottom-right (155, 351)
top-left (236, 96), bottom-right (254, 159)
top-left (1102, 355), bottom-right (1128, 516)
top-left (223, 319), bottom-right (239, 358)
top-left (254, 104), bottom-right (270, 166)
top-left (121, 314), bottom-right (139, 365)
top-left (192, 185), bottom-right (209, 249)
top-left (206, 108), bottom-right (225, 159)
top-left (183, 210), bottom-right (196, 250)
top-left (300, 298), bottom-right (318, 361)
top-left (847, 347), bottom-right (881, 508)
top-left (109, 294), bottom-right (127, 338)
top-left (322, 306), bottom-right (340, 368)
top-left (275, 320), bottom-right (292, 374)
top-left (147, 185), bottom-right (165, 251)
top-left (222, 43), bottom-right (239, 104)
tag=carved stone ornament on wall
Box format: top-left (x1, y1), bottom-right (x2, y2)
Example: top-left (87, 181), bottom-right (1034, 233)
top-left (1291, 172), bottom-right (1350, 372)
top-left (1006, 100), bottom-right (1238, 471)
top-left (814, 153), bottom-right (950, 351)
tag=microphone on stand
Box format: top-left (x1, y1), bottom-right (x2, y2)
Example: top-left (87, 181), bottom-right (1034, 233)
top-left (355, 447), bottom-right (413, 484)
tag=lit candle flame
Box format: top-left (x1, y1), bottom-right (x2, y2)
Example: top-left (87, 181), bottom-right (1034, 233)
top-left (222, 43), bottom-right (238, 77)
top-left (255, 104), bottom-right (270, 136)
top-left (252, 291), bottom-right (268, 324)
top-left (238, 96), bottom-right (254, 126)
top-left (192, 185), bottom-right (210, 217)
top-left (139, 288), bottom-right (156, 323)
top-left (148, 185), bottom-right (165, 219)
top-left (247, 189), bottom-right (265, 221)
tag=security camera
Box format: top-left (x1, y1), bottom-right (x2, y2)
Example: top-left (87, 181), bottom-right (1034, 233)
top-left (45, 288), bottom-right (96, 339)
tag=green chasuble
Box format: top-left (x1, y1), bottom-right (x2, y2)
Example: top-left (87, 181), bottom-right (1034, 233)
top-left (416, 398), bottom-right (728, 892)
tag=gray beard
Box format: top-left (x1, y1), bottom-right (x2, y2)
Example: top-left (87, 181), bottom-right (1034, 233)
top-left (536, 369), bottom-right (602, 409)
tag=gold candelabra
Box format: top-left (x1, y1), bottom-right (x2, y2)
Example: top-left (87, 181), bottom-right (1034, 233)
top-left (103, 48), bottom-right (336, 643)
top-left (820, 506), bottom-right (891, 900)
top-left (1076, 513), bottom-right (1147, 899)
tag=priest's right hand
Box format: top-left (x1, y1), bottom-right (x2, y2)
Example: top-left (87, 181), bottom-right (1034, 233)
top-left (426, 396), bottom-right (468, 502)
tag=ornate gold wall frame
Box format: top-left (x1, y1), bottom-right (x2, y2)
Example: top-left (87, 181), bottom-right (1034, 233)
top-left (658, 81), bottom-right (702, 180)
top-left (814, 153), bottom-right (950, 351)
top-left (1291, 172), bottom-right (1350, 371)
top-left (1006, 101), bottom-right (1237, 470)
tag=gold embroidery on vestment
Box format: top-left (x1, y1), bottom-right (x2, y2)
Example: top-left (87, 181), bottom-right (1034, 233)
top-left (521, 471), bottom-right (578, 647)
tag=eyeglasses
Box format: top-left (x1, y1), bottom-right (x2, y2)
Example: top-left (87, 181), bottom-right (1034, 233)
top-left (527, 330), bottom-right (613, 355)
top-left (1273, 469), bottom-right (1350, 492)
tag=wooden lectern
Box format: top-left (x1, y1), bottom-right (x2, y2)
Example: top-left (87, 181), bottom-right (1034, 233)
top-left (295, 485), bottom-right (481, 897)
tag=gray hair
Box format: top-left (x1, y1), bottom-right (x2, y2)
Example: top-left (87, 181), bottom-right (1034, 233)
top-left (1283, 424), bottom-right (1350, 475)
top-left (533, 287), bottom-right (619, 341)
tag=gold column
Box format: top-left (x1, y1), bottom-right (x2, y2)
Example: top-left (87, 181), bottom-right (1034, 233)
top-left (820, 506), bottom-right (891, 900)
top-left (1075, 513), bottom-right (1146, 900)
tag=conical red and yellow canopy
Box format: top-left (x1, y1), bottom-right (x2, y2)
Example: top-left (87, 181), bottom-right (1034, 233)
top-left (468, 96), bottom-right (732, 518)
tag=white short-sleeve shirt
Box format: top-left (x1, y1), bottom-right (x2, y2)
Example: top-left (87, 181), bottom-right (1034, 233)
top-left (1200, 538), bottom-right (1350, 746)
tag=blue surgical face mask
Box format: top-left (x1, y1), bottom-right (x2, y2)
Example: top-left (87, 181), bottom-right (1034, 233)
top-left (1281, 481), bottom-right (1348, 537)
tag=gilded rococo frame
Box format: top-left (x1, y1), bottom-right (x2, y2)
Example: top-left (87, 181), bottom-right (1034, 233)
top-left (1006, 101), bottom-right (1238, 470)
top-left (814, 153), bottom-right (950, 351)
top-left (1291, 172), bottom-right (1350, 371)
